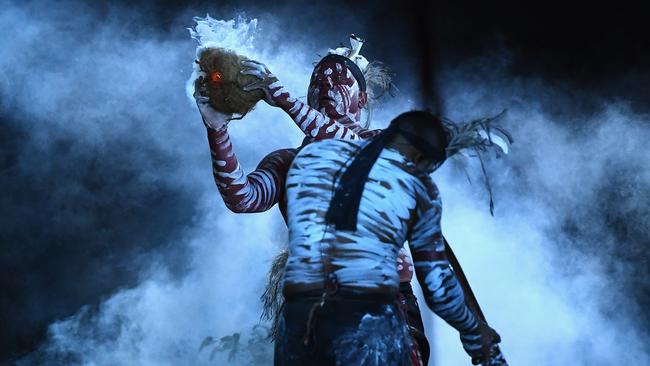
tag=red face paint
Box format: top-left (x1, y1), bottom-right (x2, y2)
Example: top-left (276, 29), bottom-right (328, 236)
top-left (307, 59), bottom-right (362, 120)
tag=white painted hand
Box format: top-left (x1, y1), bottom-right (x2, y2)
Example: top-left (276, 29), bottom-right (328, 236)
top-left (193, 77), bottom-right (233, 130)
top-left (240, 60), bottom-right (281, 106)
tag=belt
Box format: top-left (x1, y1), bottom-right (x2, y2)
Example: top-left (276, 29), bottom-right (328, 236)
top-left (288, 274), bottom-right (399, 345)
top-left (285, 287), bottom-right (397, 303)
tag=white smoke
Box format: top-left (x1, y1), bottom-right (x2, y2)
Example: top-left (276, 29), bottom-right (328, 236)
top-left (2, 2), bottom-right (648, 366)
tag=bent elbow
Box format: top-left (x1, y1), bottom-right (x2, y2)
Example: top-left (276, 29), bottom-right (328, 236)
top-left (224, 202), bottom-right (249, 214)
top-left (224, 200), bottom-right (269, 214)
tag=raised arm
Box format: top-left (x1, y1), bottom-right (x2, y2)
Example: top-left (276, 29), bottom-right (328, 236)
top-left (195, 83), bottom-right (296, 213)
top-left (240, 60), bottom-right (373, 141)
top-left (207, 128), bottom-right (296, 213)
top-left (408, 181), bottom-right (499, 362)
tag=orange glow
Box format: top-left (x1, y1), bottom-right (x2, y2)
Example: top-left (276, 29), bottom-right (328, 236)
top-left (209, 71), bottom-right (222, 86)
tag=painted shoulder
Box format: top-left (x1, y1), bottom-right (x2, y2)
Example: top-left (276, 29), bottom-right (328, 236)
top-left (296, 138), bottom-right (363, 158)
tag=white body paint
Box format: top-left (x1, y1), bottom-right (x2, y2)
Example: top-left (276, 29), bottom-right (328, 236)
top-left (285, 139), bottom-right (428, 292)
top-left (284, 139), bottom-right (480, 342)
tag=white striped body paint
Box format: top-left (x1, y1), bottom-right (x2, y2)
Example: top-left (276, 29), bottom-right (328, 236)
top-left (201, 55), bottom-right (434, 363)
top-left (206, 126), bottom-right (414, 281)
top-left (203, 57), bottom-right (415, 279)
top-left (205, 65), bottom-right (380, 215)
top-left (264, 59), bottom-right (372, 141)
top-left (284, 139), bottom-right (481, 348)
top-left (207, 127), bottom-right (296, 215)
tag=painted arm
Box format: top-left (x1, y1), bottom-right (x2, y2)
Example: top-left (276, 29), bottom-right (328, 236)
top-left (408, 183), bottom-right (484, 358)
top-left (207, 127), bottom-right (296, 213)
top-left (195, 83), bottom-right (296, 213)
top-left (240, 60), bottom-right (371, 141)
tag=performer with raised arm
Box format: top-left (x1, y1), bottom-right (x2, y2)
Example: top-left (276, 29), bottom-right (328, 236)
top-left (192, 31), bottom-right (430, 364)
top-left (278, 110), bottom-right (510, 366)
top-left (193, 35), bottom-right (380, 215)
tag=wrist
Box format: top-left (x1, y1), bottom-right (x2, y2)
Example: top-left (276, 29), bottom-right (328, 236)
top-left (460, 322), bottom-right (481, 337)
top-left (268, 83), bottom-right (294, 110)
top-left (201, 114), bottom-right (230, 132)
top-left (205, 123), bottom-right (228, 133)
top-left (459, 330), bottom-right (482, 356)
top-left (206, 125), bottom-right (229, 142)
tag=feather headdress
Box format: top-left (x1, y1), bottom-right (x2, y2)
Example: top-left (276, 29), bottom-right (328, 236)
top-left (320, 35), bottom-right (396, 128)
top-left (443, 110), bottom-right (514, 215)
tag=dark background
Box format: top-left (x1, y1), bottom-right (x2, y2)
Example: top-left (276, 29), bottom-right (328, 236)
top-left (1, 0), bottom-right (648, 363)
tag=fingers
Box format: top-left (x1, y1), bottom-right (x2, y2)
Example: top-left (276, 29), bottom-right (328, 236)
top-left (193, 79), bottom-right (201, 98)
top-left (481, 322), bottom-right (500, 343)
top-left (194, 90), bottom-right (209, 102)
top-left (241, 59), bottom-right (266, 71)
top-left (240, 68), bottom-right (265, 79)
top-left (462, 322), bottom-right (497, 365)
top-left (476, 324), bottom-right (502, 365)
top-left (471, 351), bottom-right (489, 365)
top-left (241, 60), bottom-right (273, 80)
top-left (242, 81), bottom-right (264, 92)
top-left (242, 59), bottom-right (264, 66)
top-left (194, 76), bottom-right (209, 100)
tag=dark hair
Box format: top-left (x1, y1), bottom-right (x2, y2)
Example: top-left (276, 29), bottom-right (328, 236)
top-left (390, 111), bottom-right (448, 160)
top-left (326, 110), bottom-right (447, 231)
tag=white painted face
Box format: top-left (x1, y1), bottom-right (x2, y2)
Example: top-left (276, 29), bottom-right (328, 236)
top-left (307, 59), bottom-right (363, 121)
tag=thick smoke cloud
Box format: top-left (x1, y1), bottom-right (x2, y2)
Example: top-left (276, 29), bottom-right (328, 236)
top-left (1, 1), bottom-right (648, 365)
top-left (0, 1), bottom-right (205, 361)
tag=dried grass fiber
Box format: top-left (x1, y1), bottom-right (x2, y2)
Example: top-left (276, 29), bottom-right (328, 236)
top-left (197, 47), bottom-right (264, 115)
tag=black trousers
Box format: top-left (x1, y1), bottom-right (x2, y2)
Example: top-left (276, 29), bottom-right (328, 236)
top-left (398, 282), bottom-right (429, 365)
top-left (274, 294), bottom-right (413, 366)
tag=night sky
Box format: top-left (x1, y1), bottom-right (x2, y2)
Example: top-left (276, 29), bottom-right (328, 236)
top-left (1, 0), bottom-right (648, 364)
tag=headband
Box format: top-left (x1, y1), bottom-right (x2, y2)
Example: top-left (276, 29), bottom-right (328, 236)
top-left (315, 54), bottom-right (367, 92)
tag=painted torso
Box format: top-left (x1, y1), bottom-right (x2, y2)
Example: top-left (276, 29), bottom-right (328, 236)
top-left (284, 139), bottom-right (429, 294)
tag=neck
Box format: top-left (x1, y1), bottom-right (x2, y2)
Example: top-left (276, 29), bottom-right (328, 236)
top-left (385, 135), bottom-right (422, 163)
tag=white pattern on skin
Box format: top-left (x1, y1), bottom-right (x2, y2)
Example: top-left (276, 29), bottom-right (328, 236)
top-left (204, 127), bottom-right (298, 214)
top-left (200, 57), bottom-right (420, 278)
top-left (192, 50), bottom-right (433, 359)
top-left (240, 58), bottom-right (368, 140)
top-left (398, 247), bottom-right (414, 280)
top-left (285, 138), bottom-right (482, 352)
top-left (285, 142), bottom-right (414, 288)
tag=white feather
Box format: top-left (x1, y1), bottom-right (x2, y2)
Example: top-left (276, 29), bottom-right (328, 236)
top-left (478, 130), bottom-right (510, 154)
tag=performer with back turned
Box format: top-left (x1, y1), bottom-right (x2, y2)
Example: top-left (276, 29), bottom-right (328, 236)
top-left (278, 110), bottom-right (510, 365)
top-left (190, 26), bottom-right (431, 364)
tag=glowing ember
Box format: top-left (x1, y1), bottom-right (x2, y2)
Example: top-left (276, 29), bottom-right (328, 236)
top-left (209, 71), bottom-right (222, 86)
